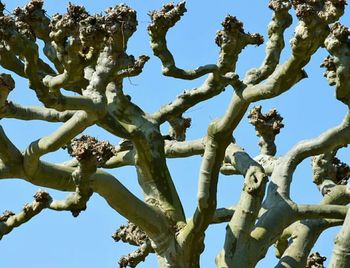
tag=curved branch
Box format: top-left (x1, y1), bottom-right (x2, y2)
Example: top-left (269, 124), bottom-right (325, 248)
top-left (324, 23), bottom-right (350, 105)
top-left (244, 0), bottom-right (292, 85)
top-left (275, 219), bottom-right (343, 268)
top-left (0, 191), bottom-right (48, 240)
top-left (152, 77), bottom-right (226, 123)
top-left (242, 112), bottom-right (350, 268)
top-left (23, 110), bottom-right (96, 177)
top-left (271, 111), bottom-right (350, 198)
top-left (0, 102), bottom-right (76, 122)
top-left (152, 10), bottom-right (263, 124)
top-left (276, 184), bottom-right (350, 268)
top-left (1, 154), bottom-right (170, 245)
top-left (0, 125), bottom-right (22, 164)
top-left (148, 2), bottom-right (218, 80)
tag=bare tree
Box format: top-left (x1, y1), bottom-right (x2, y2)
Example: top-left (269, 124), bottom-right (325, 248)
top-left (0, 0), bottom-right (349, 267)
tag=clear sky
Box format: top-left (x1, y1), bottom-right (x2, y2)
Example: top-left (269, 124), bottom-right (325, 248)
top-left (0, 1), bottom-right (349, 267)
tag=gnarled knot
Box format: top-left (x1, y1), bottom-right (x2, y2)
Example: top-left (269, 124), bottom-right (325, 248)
top-left (312, 150), bottom-right (350, 186)
top-left (291, 0), bottom-right (346, 23)
top-left (64, 135), bottom-right (116, 166)
top-left (248, 106), bottom-right (284, 156)
top-left (268, 0), bottom-right (292, 12)
top-left (168, 116), bottom-right (191, 141)
top-left (33, 190), bottom-right (51, 203)
top-left (148, 1), bottom-right (186, 34)
top-left (216, 15), bottom-right (264, 48)
top-left (244, 166), bottom-right (268, 194)
top-left (0, 73), bottom-right (15, 92)
top-left (306, 252), bottom-right (327, 268)
top-left (112, 221), bottom-right (148, 246)
top-left (248, 106), bottom-right (284, 136)
top-left (13, 0), bottom-right (45, 21)
top-left (0, 210), bottom-right (15, 222)
top-left (320, 55), bottom-right (336, 84)
top-left (330, 22), bottom-right (350, 43)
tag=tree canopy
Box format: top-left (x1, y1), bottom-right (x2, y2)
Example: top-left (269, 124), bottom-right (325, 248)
top-left (0, 0), bottom-right (350, 267)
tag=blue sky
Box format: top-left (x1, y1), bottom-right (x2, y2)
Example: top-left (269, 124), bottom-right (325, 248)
top-left (0, 1), bottom-right (349, 267)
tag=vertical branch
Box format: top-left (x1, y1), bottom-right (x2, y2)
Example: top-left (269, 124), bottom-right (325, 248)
top-left (323, 23), bottom-right (350, 105)
top-left (176, 15), bottom-right (264, 262)
top-left (108, 82), bottom-right (186, 227)
top-left (248, 106), bottom-right (284, 156)
top-left (327, 208), bottom-right (350, 268)
top-left (216, 144), bottom-right (268, 267)
top-left (244, 0), bottom-right (292, 85)
top-left (329, 211), bottom-right (350, 268)
top-left (148, 2), bottom-right (218, 79)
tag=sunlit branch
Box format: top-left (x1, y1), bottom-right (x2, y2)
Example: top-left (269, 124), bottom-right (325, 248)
top-left (0, 102), bottom-right (76, 122)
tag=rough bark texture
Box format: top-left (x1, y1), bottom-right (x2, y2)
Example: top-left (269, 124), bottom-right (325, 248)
top-left (0, 0), bottom-right (349, 267)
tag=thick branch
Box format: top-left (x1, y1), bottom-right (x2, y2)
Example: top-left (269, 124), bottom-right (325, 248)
top-left (106, 83), bottom-right (186, 227)
top-left (0, 102), bottom-right (76, 122)
top-left (329, 208), bottom-right (350, 268)
top-left (1, 152), bottom-right (170, 245)
top-left (324, 23), bottom-right (350, 105)
top-left (0, 126), bottom-right (22, 165)
top-left (276, 185), bottom-right (350, 268)
top-left (297, 204), bottom-right (348, 220)
top-left (0, 124), bottom-right (24, 179)
top-left (216, 144), bottom-right (268, 267)
top-left (211, 206), bottom-right (236, 224)
top-left (23, 110), bottom-right (96, 177)
top-left (271, 111), bottom-right (350, 198)
top-left (104, 138), bottom-right (205, 169)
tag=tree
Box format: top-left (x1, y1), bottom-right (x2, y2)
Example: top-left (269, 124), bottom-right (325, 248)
top-left (0, 0), bottom-right (350, 267)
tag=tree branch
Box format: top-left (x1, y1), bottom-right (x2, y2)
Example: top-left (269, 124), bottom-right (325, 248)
top-left (297, 204), bottom-right (348, 220)
top-left (276, 185), bottom-right (350, 268)
top-left (324, 23), bottom-right (350, 105)
top-left (152, 10), bottom-right (263, 124)
top-left (0, 147), bottom-right (171, 247)
top-left (105, 82), bottom-right (186, 227)
top-left (0, 191), bottom-right (49, 240)
top-left (211, 206), bottom-right (236, 224)
top-left (0, 123), bottom-right (24, 179)
top-left (148, 2), bottom-right (218, 80)
top-left (271, 111), bottom-right (350, 198)
top-left (23, 110), bottom-right (96, 178)
top-left (244, 0), bottom-right (292, 85)
top-left (0, 102), bottom-right (76, 122)
top-left (329, 208), bottom-right (350, 268)
top-left (103, 137), bottom-right (205, 169)
top-left (216, 144), bottom-right (268, 267)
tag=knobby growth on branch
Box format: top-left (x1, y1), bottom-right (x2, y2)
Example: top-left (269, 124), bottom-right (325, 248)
top-left (0, 0), bottom-right (349, 267)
